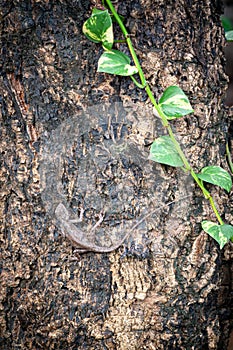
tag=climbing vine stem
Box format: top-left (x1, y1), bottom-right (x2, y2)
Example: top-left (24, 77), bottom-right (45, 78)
top-left (82, 0), bottom-right (233, 247)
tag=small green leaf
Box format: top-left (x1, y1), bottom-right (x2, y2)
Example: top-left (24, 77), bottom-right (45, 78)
top-left (97, 50), bottom-right (138, 76)
top-left (149, 135), bottom-right (184, 167)
top-left (226, 30), bottom-right (233, 41)
top-left (221, 15), bottom-right (233, 32)
top-left (158, 86), bottom-right (194, 119)
top-left (82, 10), bottom-right (113, 50)
top-left (202, 221), bottom-right (233, 249)
top-left (197, 166), bottom-right (232, 192)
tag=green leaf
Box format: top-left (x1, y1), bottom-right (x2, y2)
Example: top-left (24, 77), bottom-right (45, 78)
top-left (97, 50), bottom-right (138, 76)
top-left (221, 15), bottom-right (233, 32)
top-left (226, 30), bottom-right (233, 41)
top-left (158, 86), bottom-right (194, 119)
top-left (197, 166), bottom-right (232, 192)
top-left (202, 221), bottom-right (233, 249)
top-left (149, 135), bottom-right (184, 167)
top-left (82, 9), bottom-right (113, 50)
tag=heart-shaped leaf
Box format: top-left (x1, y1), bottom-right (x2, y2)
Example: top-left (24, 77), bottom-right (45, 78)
top-left (202, 221), bottom-right (233, 249)
top-left (149, 135), bottom-right (184, 167)
top-left (83, 9), bottom-right (113, 50)
top-left (158, 86), bottom-right (194, 119)
top-left (197, 166), bottom-right (232, 192)
top-left (97, 50), bottom-right (138, 76)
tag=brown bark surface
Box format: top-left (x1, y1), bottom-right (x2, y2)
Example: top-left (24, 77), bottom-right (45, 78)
top-left (0, 0), bottom-right (232, 349)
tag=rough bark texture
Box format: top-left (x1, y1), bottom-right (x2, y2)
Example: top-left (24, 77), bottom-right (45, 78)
top-left (0, 0), bottom-right (232, 349)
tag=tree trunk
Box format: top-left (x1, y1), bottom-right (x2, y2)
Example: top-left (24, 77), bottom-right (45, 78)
top-left (1, 0), bottom-right (232, 349)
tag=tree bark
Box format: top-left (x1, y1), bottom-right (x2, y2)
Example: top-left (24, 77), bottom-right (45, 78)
top-left (0, 0), bottom-right (232, 349)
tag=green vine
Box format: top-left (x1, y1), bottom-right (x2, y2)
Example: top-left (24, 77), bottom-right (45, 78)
top-left (82, 0), bottom-right (233, 248)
